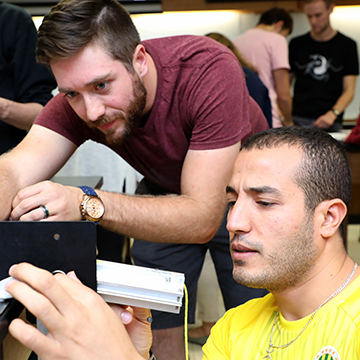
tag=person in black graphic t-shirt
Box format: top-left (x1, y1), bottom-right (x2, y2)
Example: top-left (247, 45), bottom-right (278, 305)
top-left (289, 0), bottom-right (358, 132)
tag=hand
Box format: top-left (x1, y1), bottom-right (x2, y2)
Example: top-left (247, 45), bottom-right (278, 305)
top-left (10, 181), bottom-right (83, 221)
top-left (109, 304), bottom-right (153, 358)
top-left (6, 263), bottom-right (150, 360)
top-left (313, 111), bottom-right (337, 129)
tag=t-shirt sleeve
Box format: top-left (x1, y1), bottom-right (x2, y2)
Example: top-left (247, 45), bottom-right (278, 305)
top-left (202, 311), bottom-right (233, 360)
top-left (346, 113), bottom-right (360, 145)
top-left (344, 39), bottom-right (359, 76)
top-left (187, 52), bottom-right (251, 150)
top-left (270, 35), bottom-right (290, 72)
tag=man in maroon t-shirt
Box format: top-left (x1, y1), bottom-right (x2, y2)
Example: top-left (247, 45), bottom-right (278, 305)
top-left (0, 1), bottom-right (267, 359)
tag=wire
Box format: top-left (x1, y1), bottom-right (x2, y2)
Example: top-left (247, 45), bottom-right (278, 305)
top-left (183, 284), bottom-right (189, 360)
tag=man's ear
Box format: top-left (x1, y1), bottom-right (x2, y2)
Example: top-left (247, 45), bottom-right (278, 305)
top-left (274, 20), bottom-right (285, 33)
top-left (316, 199), bottom-right (347, 238)
top-left (132, 44), bottom-right (148, 78)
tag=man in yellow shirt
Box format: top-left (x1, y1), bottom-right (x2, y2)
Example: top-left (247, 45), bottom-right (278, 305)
top-left (5, 126), bottom-right (360, 360)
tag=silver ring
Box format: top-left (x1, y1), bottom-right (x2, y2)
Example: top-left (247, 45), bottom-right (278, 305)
top-left (40, 205), bottom-right (50, 219)
top-left (147, 316), bottom-right (153, 324)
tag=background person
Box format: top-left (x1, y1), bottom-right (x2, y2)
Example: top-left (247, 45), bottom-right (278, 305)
top-left (289, 0), bottom-right (359, 131)
top-left (0, 1), bottom-right (56, 155)
top-left (233, 8), bottom-right (294, 128)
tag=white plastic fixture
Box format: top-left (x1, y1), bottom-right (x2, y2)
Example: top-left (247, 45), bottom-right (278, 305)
top-left (97, 260), bottom-right (185, 314)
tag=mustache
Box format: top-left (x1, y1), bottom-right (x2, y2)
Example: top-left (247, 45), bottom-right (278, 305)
top-left (230, 233), bottom-right (263, 252)
top-left (89, 112), bottom-right (126, 128)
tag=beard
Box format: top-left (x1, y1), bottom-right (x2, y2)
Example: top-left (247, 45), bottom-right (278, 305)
top-left (88, 72), bottom-right (147, 146)
top-left (232, 211), bottom-right (320, 292)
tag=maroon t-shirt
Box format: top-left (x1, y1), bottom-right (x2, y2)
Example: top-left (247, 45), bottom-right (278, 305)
top-left (35, 35), bottom-right (254, 193)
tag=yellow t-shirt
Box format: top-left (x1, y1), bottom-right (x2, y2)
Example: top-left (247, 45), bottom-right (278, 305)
top-left (203, 275), bottom-right (360, 360)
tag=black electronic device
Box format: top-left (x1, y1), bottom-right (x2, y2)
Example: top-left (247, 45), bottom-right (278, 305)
top-left (0, 221), bottom-right (97, 290)
top-left (0, 221), bottom-right (97, 344)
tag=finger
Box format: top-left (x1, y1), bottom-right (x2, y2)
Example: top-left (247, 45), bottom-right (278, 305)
top-left (12, 182), bottom-right (43, 209)
top-left (8, 264), bottom-right (76, 324)
top-left (108, 304), bottom-right (134, 324)
top-left (66, 270), bottom-right (82, 283)
top-left (6, 275), bottom-right (66, 333)
top-left (8, 318), bottom-right (60, 359)
top-left (131, 306), bottom-right (152, 325)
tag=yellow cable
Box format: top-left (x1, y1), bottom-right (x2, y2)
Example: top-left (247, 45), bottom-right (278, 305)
top-left (183, 284), bottom-right (189, 360)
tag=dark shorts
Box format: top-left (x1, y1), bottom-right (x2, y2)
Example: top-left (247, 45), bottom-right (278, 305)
top-left (131, 178), bottom-right (268, 330)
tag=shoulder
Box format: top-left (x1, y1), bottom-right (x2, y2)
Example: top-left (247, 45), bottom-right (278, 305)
top-left (143, 35), bottom-right (235, 68)
top-left (339, 273), bottom-right (360, 323)
top-left (335, 32), bottom-right (358, 47)
top-left (0, 2), bottom-right (32, 21)
top-left (215, 293), bottom-right (275, 332)
top-left (289, 32), bottom-right (311, 46)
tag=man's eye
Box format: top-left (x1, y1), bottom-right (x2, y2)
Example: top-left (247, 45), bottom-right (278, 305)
top-left (96, 82), bottom-right (107, 90)
top-left (227, 201), bottom-right (236, 209)
top-left (64, 92), bottom-right (77, 99)
top-left (257, 201), bottom-right (273, 207)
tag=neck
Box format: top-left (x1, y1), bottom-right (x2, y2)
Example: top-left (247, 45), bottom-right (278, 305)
top-left (272, 255), bottom-right (358, 321)
top-left (142, 53), bottom-right (157, 115)
top-left (256, 24), bottom-right (277, 33)
top-left (310, 26), bottom-right (337, 41)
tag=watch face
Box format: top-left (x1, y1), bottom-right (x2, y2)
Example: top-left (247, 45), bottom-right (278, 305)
top-left (85, 197), bottom-right (105, 219)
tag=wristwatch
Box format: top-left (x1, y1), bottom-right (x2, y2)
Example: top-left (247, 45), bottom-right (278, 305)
top-left (331, 108), bottom-right (341, 116)
top-left (78, 186), bottom-right (105, 224)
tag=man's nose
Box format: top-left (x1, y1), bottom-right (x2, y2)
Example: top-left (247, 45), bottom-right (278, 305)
top-left (226, 199), bottom-right (252, 235)
top-left (84, 96), bottom-right (105, 122)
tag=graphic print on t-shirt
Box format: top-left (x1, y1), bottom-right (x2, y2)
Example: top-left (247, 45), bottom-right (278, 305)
top-left (295, 54), bottom-right (344, 81)
top-left (313, 346), bottom-right (341, 360)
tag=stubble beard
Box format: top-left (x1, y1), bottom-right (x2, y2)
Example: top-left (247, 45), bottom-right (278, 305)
top-left (90, 73), bottom-right (147, 146)
top-left (232, 211), bottom-right (320, 292)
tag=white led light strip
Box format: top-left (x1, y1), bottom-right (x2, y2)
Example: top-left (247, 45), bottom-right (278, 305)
top-left (97, 260), bottom-right (185, 314)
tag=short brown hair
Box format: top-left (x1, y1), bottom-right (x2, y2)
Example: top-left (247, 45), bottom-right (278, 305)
top-left (36, 0), bottom-right (141, 72)
top-left (258, 7), bottom-right (293, 34)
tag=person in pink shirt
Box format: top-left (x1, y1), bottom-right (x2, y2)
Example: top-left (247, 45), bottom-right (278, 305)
top-left (233, 8), bottom-right (294, 128)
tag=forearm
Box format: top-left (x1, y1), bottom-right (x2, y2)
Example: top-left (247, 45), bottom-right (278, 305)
top-left (331, 91), bottom-right (355, 114)
top-left (274, 69), bottom-right (293, 126)
top-left (0, 155), bottom-right (22, 220)
top-left (0, 98), bottom-right (43, 130)
top-left (99, 191), bottom-right (226, 244)
top-left (277, 97), bottom-right (293, 127)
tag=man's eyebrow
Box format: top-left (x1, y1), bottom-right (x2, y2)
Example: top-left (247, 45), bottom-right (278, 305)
top-left (226, 186), bottom-right (237, 194)
top-left (247, 186), bottom-right (282, 197)
top-left (85, 72), bottom-right (112, 88)
top-left (58, 72), bottom-right (112, 94)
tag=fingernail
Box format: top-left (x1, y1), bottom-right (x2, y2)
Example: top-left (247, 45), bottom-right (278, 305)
top-left (120, 311), bottom-right (132, 324)
top-left (4, 279), bottom-right (15, 290)
top-left (9, 264), bottom-right (18, 274)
